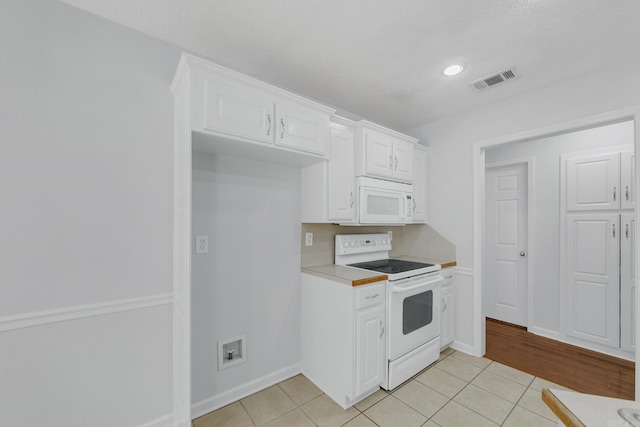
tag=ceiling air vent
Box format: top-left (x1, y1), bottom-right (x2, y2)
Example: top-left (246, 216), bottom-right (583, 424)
top-left (469, 67), bottom-right (520, 92)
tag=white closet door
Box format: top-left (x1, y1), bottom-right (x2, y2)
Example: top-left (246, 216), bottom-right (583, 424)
top-left (566, 213), bottom-right (620, 348)
top-left (621, 213), bottom-right (636, 352)
top-left (565, 153), bottom-right (620, 211)
top-left (621, 151), bottom-right (635, 210)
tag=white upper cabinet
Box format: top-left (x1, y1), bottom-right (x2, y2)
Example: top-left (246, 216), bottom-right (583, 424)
top-left (412, 145), bottom-right (428, 222)
top-left (327, 125), bottom-right (356, 221)
top-left (355, 121), bottom-right (417, 183)
top-left (275, 98), bottom-right (330, 156)
top-left (565, 152), bottom-right (620, 211)
top-left (621, 150), bottom-right (635, 210)
top-left (301, 119), bottom-right (356, 223)
top-left (203, 77), bottom-right (274, 144)
top-left (175, 53), bottom-right (334, 162)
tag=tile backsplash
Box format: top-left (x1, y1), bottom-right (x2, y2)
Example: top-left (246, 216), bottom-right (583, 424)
top-left (301, 223), bottom-right (455, 267)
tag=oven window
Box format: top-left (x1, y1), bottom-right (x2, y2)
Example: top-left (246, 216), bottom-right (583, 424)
top-left (402, 290), bottom-right (433, 335)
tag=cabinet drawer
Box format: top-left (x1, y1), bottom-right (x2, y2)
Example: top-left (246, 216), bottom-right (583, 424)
top-left (440, 269), bottom-right (455, 286)
top-left (356, 282), bottom-right (385, 310)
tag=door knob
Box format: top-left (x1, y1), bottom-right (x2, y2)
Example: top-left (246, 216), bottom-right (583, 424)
top-left (520, 251), bottom-right (527, 257)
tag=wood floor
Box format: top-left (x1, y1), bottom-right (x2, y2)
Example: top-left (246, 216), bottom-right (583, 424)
top-left (484, 318), bottom-right (635, 400)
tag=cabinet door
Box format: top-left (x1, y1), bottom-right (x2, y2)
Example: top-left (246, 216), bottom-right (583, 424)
top-left (363, 130), bottom-right (393, 178)
top-left (328, 126), bottom-right (355, 221)
top-left (203, 78), bottom-right (274, 143)
top-left (355, 305), bottom-right (385, 397)
top-left (440, 285), bottom-right (454, 349)
top-left (621, 213), bottom-right (636, 352)
top-left (275, 100), bottom-right (329, 156)
top-left (621, 151), bottom-right (635, 210)
top-left (565, 153), bottom-right (620, 211)
top-left (412, 147), bottom-right (428, 222)
top-left (565, 213), bottom-right (620, 348)
top-left (392, 139), bottom-right (414, 182)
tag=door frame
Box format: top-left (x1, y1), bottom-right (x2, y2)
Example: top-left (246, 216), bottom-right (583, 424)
top-left (471, 106), bottom-right (640, 398)
top-left (484, 159), bottom-right (534, 330)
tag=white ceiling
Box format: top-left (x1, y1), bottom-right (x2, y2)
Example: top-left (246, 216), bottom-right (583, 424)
top-left (59, 0), bottom-right (640, 131)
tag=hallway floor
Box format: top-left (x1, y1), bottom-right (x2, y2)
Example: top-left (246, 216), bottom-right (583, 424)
top-left (193, 348), bottom-right (566, 427)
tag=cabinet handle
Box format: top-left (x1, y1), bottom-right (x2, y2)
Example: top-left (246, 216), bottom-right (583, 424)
top-left (413, 199), bottom-right (416, 212)
top-left (613, 223), bottom-right (616, 238)
top-left (389, 154), bottom-right (393, 170)
top-left (280, 118), bottom-right (285, 139)
top-left (379, 320), bottom-right (384, 338)
top-left (266, 114), bottom-right (271, 135)
top-left (613, 187), bottom-right (617, 201)
top-left (395, 156), bottom-right (398, 170)
top-left (350, 192), bottom-right (354, 208)
top-left (626, 223), bottom-right (629, 239)
top-left (626, 186), bottom-right (629, 201)
top-left (442, 300), bottom-right (447, 312)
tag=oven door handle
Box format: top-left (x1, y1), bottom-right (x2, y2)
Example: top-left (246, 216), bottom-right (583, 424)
top-left (391, 277), bottom-right (442, 293)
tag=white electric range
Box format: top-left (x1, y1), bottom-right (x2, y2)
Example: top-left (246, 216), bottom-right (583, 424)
top-left (335, 233), bottom-right (443, 390)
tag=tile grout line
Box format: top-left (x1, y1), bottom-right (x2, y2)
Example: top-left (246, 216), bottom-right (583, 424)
top-left (425, 353), bottom-right (502, 426)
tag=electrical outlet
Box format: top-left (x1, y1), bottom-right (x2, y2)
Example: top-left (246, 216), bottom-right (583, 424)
top-left (388, 231), bottom-right (393, 240)
top-left (305, 232), bottom-right (313, 246)
top-left (195, 235), bottom-right (208, 254)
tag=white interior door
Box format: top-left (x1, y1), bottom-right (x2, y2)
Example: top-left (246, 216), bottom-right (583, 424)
top-left (485, 163), bottom-right (528, 327)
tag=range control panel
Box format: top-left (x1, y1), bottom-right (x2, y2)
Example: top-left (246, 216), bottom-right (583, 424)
top-left (335, 233), bottom-right (393, 256)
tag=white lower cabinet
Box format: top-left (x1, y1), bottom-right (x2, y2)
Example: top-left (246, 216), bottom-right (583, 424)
top-left (440, 268), bottom-right (455, 349)
top-left (301, 273), bottom-right (386, 409)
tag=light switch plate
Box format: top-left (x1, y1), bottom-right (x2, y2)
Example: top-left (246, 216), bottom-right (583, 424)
top-left (196, 235), bottom-right (208, 254)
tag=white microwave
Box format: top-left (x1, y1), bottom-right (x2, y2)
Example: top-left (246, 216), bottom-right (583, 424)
top-left (354, 177), bottom-right (413, 224)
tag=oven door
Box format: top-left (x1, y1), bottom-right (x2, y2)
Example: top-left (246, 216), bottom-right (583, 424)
top-left (387, 273), bottom-right (442, 360)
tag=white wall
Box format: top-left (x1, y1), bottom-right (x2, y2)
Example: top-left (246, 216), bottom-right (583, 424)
top-left (408, 60), bottom-right (640, 353)
top-left (485, 121), bottom-right (634, 336)
top-left (191, 153), bottom-right (302, 415)
top-left (0, 0), bottom-right (180, 425)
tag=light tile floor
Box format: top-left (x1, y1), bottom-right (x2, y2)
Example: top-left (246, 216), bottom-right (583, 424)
top-left (193, 348), bottom-right (570, 427)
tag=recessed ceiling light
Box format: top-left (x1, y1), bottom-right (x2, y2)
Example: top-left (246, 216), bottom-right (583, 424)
top-left (443, 64), bottom-right (464, 76)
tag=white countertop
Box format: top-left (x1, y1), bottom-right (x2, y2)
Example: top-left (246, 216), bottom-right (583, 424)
top-left (543, 388), bottom-right (640, 427)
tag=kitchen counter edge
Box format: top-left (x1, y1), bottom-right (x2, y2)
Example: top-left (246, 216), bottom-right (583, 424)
top-left (302, 258), bottom-right (456, 287)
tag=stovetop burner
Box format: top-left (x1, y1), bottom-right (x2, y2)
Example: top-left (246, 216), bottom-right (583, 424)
top-left (348, 259), bottom-right (435, 275)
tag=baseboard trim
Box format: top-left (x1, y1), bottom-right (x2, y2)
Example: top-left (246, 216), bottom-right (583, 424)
top-left (0, 293), bottom-right (173, 332)
top-left (137, 413), bottom-right (174, 427)
top-left (191, 362), bottom-right (302, 419)
top-left (450, 340), bottom-right (476, 356)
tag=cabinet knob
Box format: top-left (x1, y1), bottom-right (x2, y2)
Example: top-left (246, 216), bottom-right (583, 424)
top-left (520, 251), bottom-right (527, 257)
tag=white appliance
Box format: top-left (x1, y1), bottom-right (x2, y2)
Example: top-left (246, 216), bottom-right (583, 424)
top-left (349, 177), bottom-right (413, 225)
top-left (335, 233), bottom-right (442, 390)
